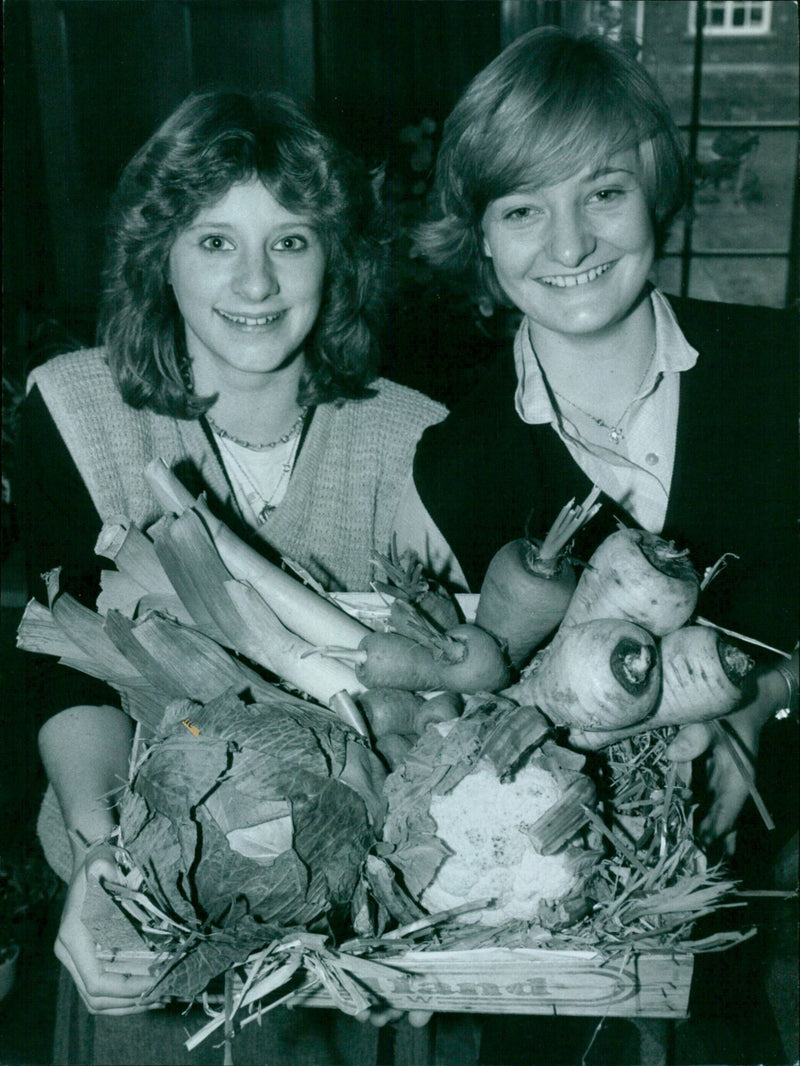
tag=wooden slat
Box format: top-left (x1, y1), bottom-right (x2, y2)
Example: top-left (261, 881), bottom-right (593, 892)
top-left (289, 946), bottom-right (694, 1018)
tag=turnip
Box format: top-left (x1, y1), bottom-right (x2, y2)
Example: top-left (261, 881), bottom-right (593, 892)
top-left (505, 618), bottom-right (661, 731)
top-left (477, 487), bottom-right (601, 668)
top-left (568, 625), bottom-right (755, 750)
top-left (560, 527), bottom-right (700, 637)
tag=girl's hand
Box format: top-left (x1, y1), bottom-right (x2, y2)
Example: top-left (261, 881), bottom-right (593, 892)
top-left (666, 657), bottom-right (796, 851)
top-left (666, 716), bottom-right (755, 854)
top-left (355, 1007), bottom-right (433, 1028)
top-left (56, 845), bottom-right (163, 1015)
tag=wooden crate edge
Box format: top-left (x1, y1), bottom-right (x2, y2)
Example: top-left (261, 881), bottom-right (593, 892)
top-left (289, 946), bottom-right (694, 1017)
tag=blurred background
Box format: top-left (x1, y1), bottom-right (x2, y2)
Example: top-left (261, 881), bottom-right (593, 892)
top-left (3, 0), bottom-right (798, 361)
top-left (1, 4), bottom-right (798, 1062)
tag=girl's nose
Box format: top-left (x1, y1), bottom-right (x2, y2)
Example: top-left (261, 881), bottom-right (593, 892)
top-left (233, 250), bottom-right (279, 301)
top-left (547, 207), bottom-right (596, 268)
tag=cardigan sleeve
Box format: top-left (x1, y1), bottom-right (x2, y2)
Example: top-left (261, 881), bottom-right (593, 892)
top-left (17, 385), bottom-right (118, 726)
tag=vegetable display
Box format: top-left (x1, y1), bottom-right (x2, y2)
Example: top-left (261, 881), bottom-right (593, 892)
top-left (17, 460), bottom-right (765, 1051)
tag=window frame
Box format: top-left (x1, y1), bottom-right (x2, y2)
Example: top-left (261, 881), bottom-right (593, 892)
top-left (671, 0), bottom-right (798, 307)
top-left (687, 1), bottom-right (773, 36)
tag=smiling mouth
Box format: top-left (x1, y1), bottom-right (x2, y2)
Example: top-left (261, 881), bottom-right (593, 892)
top-left (537, 262), bottom-right (614, 288)
top-left (216, 309), bottom-right (285, 327)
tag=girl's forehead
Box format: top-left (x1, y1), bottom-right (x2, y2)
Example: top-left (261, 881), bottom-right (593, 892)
top-left (188, 178), bottom-right (316, 226)
top-left (508, 144), bottom-right (642, 195)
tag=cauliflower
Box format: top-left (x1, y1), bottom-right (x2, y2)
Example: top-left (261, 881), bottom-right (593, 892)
top-left (379, 700), bottom-right (599, 929)
top-left (420, 759), bottom-right (579, 925)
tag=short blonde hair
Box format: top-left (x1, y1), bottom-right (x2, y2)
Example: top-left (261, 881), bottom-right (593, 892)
top-left (416, 28), bottom-right (687, 307)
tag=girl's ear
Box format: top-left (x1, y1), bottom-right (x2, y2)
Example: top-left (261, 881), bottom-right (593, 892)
top-left (481, 231), bottom-right (492, 259)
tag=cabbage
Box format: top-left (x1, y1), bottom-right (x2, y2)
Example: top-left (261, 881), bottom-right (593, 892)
top-left (377, 699), bottom-right (599, 928)
top-left (117, 688), bottom-right (384, 998)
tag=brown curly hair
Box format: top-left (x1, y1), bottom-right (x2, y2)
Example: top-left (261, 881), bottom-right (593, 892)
top-left (98, 90), bottom-right (386, 417)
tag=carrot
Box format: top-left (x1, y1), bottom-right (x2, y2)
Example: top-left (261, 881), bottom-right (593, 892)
top-left (318, 619), bottom-right (509, 694)
top-left (568, 625), bottom-right (755, 749)
top-left (431, 623), bottom-right (511, 693)
top-left (476, 487), bottom-right (601, 668)
top-left (372, 543), bottom-right (461, 633)
top-left (331, 631), bottom-right (443, 691)
top-left (418, 691), bottom-right (463, 728)
top-left (358, 689), bottom-right (462, 737)
top-left (505, 618), bottom-right (661, 730)
top-left (560, 526), bottom-right (699, 636)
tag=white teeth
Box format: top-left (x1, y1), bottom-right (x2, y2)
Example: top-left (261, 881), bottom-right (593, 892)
top-left (539, 263), bottom-right (612, 287)
top-left (218, 310), bottom-right (283, 326)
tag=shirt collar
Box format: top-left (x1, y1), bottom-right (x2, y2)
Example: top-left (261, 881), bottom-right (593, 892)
top-left (513, 288), bottom-right (699, 425)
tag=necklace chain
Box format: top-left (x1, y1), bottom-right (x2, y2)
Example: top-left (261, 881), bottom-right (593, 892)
top-left (551, 347), bottom-right (656, 446)
top-left (205, 407), bottom-right (309, 451)
top-left (217, 431), bottom-right (302, 525)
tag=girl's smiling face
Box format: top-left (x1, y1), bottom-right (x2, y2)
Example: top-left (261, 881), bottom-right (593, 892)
top-left (481, 150), bottom-right (655, 344)
top-left (168, 179), bottom-right (327, 386)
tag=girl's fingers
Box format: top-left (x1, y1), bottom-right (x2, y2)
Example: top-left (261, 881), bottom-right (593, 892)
top-left (56, 938), bottom-right (162, 1014)
top-left (665, 721), bottom-right (713, 762)
top-left (407, 1010), bottom-right (434, 1028)
top-left (697, 746), bottom-right (752, 844)
top-left (354, 1007), bottom-right (433, 1028)
top-left (56, 857), bottom-right (165, 1015)
top-left (355, 1006), bottom-right (405, 1027)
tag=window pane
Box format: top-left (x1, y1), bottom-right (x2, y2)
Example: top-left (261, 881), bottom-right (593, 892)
top-left (641, 2), bottom-right (697, 126)
top-left (651, 255), bottom-right (788, 307)
top-left (701, 3), bottom-right (796, 120)
top-left (689, 256), bottom-right (788, 306)
top-left (692, 130), bottom-right (797, 253)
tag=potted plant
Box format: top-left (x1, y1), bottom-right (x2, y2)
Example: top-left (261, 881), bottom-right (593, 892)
top-left (0, 845), bottom-right (58, 1002)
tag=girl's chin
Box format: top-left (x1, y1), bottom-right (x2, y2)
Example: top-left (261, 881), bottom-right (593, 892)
top-left (525, 290), bottom-right (649, 337)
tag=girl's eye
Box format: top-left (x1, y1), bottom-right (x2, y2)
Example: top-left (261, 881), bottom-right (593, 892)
top-left (503, 205), bottom-right (540, 223)
top-left (273, 235), bottom-right (308, 252)
top-left (200, 235), bottom-right (234, 252)
top-left (589, 188), bottom-right (625, 204)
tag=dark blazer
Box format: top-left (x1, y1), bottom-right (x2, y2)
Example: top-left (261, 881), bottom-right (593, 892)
top-left (414, 295), bottom-right (798, 653)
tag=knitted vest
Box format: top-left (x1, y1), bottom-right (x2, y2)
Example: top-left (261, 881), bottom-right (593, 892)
top-left (31, 348), bottom-right (446, 592)
top-left (32, 350), bottom-right (446, 881)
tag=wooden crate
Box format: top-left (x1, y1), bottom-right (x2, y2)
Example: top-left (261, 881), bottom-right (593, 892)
top-left (289, 946), bottom-right (694, 1018)
top-left (307, 594), bottom-right (696, 1019)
